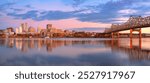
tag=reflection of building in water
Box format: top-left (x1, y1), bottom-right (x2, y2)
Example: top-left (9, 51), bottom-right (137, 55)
top-left (28, 39), bottom-right (35, 49)
top-left (1, 38), bottom-right (150, 61)
top-left (37, 39), bottom-right (43, 50)
top-left (15, 39), bottom-right (23, 50)
top-left (0, 38), bottom-right (102, 50)
top-left (0, 39), bottom-right (6, 46)
top-left (21, 39), bottom-right (28, 52)
top-left (46, 40), bottom-right (53, 52)
top-left (45, 40), bottom-right (66, 52)
top-left (7, 39), bottom-right (14, 48)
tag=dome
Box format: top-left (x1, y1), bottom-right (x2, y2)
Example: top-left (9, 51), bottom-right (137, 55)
top-left (28, 27), bottom-right (36, 32)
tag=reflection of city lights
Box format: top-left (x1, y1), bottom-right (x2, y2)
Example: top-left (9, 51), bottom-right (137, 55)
top-left (0, 38), bottom-right (150, 61)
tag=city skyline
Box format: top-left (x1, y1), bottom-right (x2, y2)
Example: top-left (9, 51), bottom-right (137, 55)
top-left (1, 0), bottom-right (150, 33)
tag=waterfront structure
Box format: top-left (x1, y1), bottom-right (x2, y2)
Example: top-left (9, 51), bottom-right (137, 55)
top-left (64, 30), bottom-right (73, 37)
top-left (19, 26), bottom-right (23, 33)
top-left (15, 28), bottom-right (19, 34)
top-left (21, 23), bottom-right (28, 33)
top-left (28, 26), bottom-right (36, 34)
top-left (1, 22), bottom-right (105, 38)
top-left (40, 29), bottom-right (47, 37)
top-left (37, 27), bottom-right (42, 33)
top-left (6, 27), bottom-right (15, 35)
top-left (104, 16), bottom-right (150, 38)
top-left (6, 27), bottom-right (14, 32)
top-left (15, 23), bottom-right (28, 34)
top-left (39, 24), bottom-right (65, 38)
top-left (0, 30), bottom-right (3, 34)
top-left (47, 24), bottom-right (53, 30)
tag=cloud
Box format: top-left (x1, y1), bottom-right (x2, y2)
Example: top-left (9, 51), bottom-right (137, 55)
top-left (72, 0), bottom-right (150, 23)
top-left (7, 10), bottom-right (38, 20)
top-left (25, 5), bottom-right (33, 8)
top-left (7, 10), bottom-right (74, 21)
top-left (110, 17), bottom-right (129, 23)
top-left (10, 8), bottom-right (24, 12)
top-left (74, 0), bottom-right (135, 23)
top-left (118, 9), bottom-right (137, 15)
top-left (4, 0), bottom-right (150, 24)
top-left (68, 27), bottom-right (105, 32)
top-left (0, 2), bottom-right (15, 11)
top-left (7, 8), bottom-right (89, 21)
top-left (38, 11), bottom-right (74, 20)
top-left (72, 0), bottom-right (87, 7)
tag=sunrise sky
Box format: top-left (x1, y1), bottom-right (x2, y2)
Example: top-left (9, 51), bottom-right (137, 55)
top-left (1, 0), bottom-right (150, 33)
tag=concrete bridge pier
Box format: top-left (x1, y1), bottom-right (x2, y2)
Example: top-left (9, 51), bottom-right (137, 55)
top-left (130, 28), bottom-right (142, 49)
top-left (111, 32), bottom-right (114, 38)
top-left (130, 28), bottom-right (142, 38)
top-left (139, 28), bottom-right (142, 38)
top-left (130, 29), bottom-right (133, 38)
top-left (117, 32), bottom-right (120, 38)
top-left (111, 32), bottom-right (120, 38)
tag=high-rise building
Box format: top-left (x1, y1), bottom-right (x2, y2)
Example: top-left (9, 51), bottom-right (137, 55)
top-left (19, 26), bottom-right (22, 33)
top-left (15, 28), bottom-right (19, 34)
top-left (21, 23), bottom-right (28, 33)
top-left (21, 23), bottom-right (25, 32)
top-left (37, 27), bottom-right (42, 33)
top-left (25, 23), bottom-right (28, 32)
top-left (47, 24), bottom-right (52, 30)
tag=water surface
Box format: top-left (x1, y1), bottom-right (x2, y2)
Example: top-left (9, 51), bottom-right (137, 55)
top-left (0, 38), bottom-right (150, 66)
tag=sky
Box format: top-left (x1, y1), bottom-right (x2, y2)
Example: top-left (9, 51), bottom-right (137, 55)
top-left (1, 0), bottom-right (150, 33)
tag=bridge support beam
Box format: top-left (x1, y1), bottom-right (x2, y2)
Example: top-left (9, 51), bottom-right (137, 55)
top-left (129, 28), bottom-right (142, 49)
top-left (139, 28), bottom-right (142, 38)
top-left (111, 32), bottom-right (120, 38)
top-left (111, 32), bottom-right (114, 38)
top-left (130, 28), bottom-right (142, 38)
top-left (130, 29), bottom-right (133, 38)
top-left (117, 32), bottom-right (120, 38)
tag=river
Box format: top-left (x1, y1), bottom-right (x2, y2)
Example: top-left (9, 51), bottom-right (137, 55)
top-left (0, 38), bottom-right (150, 66)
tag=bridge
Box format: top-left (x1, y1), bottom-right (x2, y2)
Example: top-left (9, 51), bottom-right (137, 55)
top-left (104, 16), bottom-right (150, 38)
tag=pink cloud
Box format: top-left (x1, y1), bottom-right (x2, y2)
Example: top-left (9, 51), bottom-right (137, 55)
top-left (1, 16), bottom-right (150, 33)
top-left (0, 16), bottom-right (110, 30)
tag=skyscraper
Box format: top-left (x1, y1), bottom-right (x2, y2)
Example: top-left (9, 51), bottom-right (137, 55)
top-left (21, 23), bottom-right (25, 32)
top-left (21, 23), bottom-right (28, 33)
top-left (47, 24), bottom-right (52, 30)
top-left (37, 27), bottom-right (42, 33)
top-left (15, 28), bottom-right (19, 34)
top-left (19, 26), bottom-right (22, 33)
top-left (25, 23), bottom-right (28, 32)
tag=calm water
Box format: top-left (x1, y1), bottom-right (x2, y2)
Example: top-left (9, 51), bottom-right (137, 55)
top-left (0, 38), bottom-right (150, 66)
